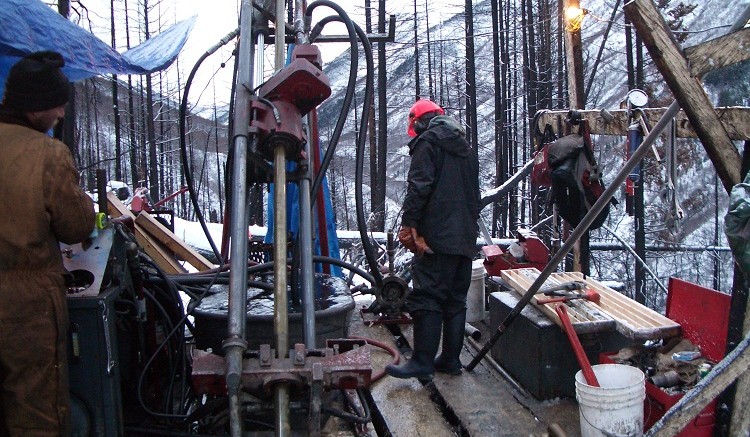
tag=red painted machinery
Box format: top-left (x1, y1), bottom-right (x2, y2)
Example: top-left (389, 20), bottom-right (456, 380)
top-left (482, 230), bottom-right (550, 276)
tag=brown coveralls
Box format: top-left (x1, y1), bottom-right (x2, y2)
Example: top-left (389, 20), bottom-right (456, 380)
top-left (0, 120), bottom-right (94, 436)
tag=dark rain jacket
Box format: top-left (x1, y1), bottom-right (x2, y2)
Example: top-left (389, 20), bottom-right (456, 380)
top-left (401, 115), bottom-right (480, 259)
top-left (0, 109), bottom-right (94, 435)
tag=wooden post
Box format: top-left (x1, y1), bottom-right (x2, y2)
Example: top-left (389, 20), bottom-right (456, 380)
top-left (623, 0), bottom-right (742, 193)
top-left (563, 0), bottom-right (589, 274)
top-left (624, 1), bottom-right (750, 432)
top-left (563, 0), bottom-right (585, 110)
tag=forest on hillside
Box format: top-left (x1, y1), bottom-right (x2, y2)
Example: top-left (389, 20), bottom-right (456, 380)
top-left (51, 0), bottom-right (749, 306)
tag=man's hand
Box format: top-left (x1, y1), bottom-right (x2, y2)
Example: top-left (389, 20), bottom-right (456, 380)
top-left (398, 226), bottom-right (433, 256)
top-left (398, 226), bottom-right (417, 252)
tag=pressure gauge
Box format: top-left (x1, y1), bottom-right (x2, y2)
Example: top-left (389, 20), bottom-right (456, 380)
top-left (626, 89), bottom-right (649, 108)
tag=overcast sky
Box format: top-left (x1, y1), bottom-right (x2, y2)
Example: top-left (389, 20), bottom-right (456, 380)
top-left (75, 0), bottom-right (463, 110)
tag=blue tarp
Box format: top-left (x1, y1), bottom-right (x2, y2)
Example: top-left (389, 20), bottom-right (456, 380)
top-left (266, 162), bottom-right (344, 280)
top-left (0, 0), bottom-right (194, 96)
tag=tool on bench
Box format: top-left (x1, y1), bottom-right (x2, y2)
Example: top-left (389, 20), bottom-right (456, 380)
top-left (556, 304), bottom-right (600, 387)
top-left (536, 289), bottom-right (601, 305)
top-left (534, 280), bottom-right (587, 295)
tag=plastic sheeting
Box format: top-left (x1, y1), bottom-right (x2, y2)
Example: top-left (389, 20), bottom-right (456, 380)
top-left (0, 0), bottom-right (194, 96)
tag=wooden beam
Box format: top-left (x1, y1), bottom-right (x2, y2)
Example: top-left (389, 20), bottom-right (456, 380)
top-left (535, 107), bottom-right (750, 141)
top-left (136, 211), bottom-right (214, 271)
top-left (684, 27), bottom-right (750, 78)
top-left (107, 193), bottom-right (187, 274)
top-left (107, 191), bottom-right (135, 219)
top-left (624, 0), bottom-right (742, 194)
top-left (133, 230), bottom-right (187, 274)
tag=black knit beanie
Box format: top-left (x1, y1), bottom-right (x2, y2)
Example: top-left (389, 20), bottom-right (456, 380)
top-left (3, 51), bottom-right (70, 112)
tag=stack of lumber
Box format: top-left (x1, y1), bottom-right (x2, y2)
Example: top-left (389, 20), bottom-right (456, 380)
top-left (107, 192), bottom-right (214, 274)
top-left (501, 268), bottom-right (681, 340)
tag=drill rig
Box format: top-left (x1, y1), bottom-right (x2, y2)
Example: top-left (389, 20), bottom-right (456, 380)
top-left (62, 1), bottom-right (404, 435)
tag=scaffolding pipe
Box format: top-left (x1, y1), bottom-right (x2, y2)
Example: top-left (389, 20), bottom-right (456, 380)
top-left (465, 100), bottom-right (682, 371)
top-left (225, 2), bottom-right (255, 436)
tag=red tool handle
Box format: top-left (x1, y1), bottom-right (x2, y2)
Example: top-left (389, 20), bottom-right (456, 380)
top-left (555, 304), bottom-right (600, 387)
top-left (536, 296), bottom-right (571, 305)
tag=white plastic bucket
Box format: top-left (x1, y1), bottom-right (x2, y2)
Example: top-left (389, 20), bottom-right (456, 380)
top-left (466, 260), bottom-right (486, 322)
top-left (575, 364), bottom-right (645, 437)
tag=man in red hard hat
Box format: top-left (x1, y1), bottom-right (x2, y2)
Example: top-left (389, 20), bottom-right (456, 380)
top-left (0, 51), bottom-right (95, 436)
top-left (386, 99), bottom-right (480, 380)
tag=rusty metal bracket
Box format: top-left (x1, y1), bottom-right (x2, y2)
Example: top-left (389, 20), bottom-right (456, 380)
top-left (191, 339), bottom-right (372, 397)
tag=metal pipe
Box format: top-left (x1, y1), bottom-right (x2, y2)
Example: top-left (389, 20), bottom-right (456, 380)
top-left (464, 323), bottom-right (481, 341)
top-left (272, 0), bottom-right (291, 433)
top-left (255, 32), bottom-right (266, 90)
top-left (465, 337), bottom-right (529, 397)
top-left (600, 224), bottom-right (667, 293)
top-left (465, 101), bottom-right (682, 371)
top-left (299, 119), bottom-right (316, 349)
top-left (225, 2), bottom-right (255, 436)
top-left (293, 0), bottom-right (316, 352)
top-left (273, 146), bottom-right (290, 436)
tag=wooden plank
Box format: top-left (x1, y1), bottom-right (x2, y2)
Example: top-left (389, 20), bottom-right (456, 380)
top-left (500, 268), bottom-right (680, 340)
top-left (624, 0), bottom-right (742, 193)
top-left (136, 211), bottom-right (214, 271)
top-left (684, 27), bottom-right (750, 78)
top-left (107, 192), bottom-right (187, 274)
top-left (551, 272), bottom-right (681, 340)
top-left (107, 191), bottom-right (135, 219)
top-left (134, 230), bottom-right (186, 274)
top-left (535, 107), bottom-right (750, 141)
top-left (500, 268), bottom-right (614, 334)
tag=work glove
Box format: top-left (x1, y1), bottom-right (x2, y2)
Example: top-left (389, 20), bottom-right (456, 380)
top-left (398, 226), bottom-right (433, 256)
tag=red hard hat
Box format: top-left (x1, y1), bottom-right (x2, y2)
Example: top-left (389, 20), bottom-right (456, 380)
top-left (407, 99), bottom-right (445, 137)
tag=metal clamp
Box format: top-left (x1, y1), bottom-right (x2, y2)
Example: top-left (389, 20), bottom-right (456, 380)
top-left (98, 301), bottom-right (116, 375)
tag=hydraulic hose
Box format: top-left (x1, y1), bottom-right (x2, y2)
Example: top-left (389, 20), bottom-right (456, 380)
top-left (145, 275), bottom-right (274, 291)
top-left (178, 28), bottom-right (239, 264)
top-left (348, 21), bottom-right (382, 288)
top-left (166, 255), bottom-right (376, 287)
top-left (350, 336), bottom-right (400, 383)
top-left (309, 13), bottom-right (382, 288)
top-left (305, 0), bottom-right (358, 202)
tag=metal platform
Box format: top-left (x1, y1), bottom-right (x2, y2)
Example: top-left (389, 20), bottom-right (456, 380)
top-left (321, 297), bottom-right (583, 436)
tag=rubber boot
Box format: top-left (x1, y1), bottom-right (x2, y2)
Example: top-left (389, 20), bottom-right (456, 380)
top-left (434, 309), bottom-right (466, 375)
top-left (385, 311), bottom-right (442, 380)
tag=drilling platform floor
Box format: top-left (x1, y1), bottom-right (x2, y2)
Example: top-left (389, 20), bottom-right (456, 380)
top-left (320, 296), bottom-right (582, 437)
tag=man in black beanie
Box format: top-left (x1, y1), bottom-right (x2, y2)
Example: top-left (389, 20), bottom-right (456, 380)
top-left (0, 51), bottom-right (94, 436)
